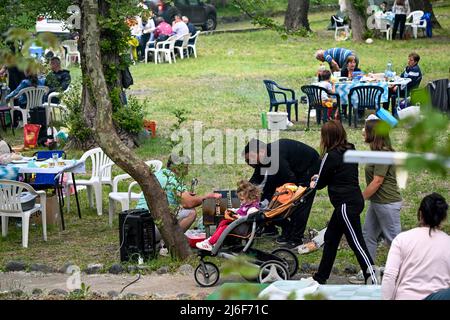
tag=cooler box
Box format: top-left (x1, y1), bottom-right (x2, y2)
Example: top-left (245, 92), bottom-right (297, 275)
top-left (185, 229), bottom-right (207, 248)
top-left (267, 112), bottom-right (288, 130)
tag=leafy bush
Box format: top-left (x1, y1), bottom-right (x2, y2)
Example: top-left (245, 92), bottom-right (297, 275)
top-left (112, 95), bottom-right (146, 134)
top-left (62, 82), bottom-right (93, 143)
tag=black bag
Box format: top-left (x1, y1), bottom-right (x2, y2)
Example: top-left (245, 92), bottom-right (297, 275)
top-left (121, 67), bottom-right (134, 89)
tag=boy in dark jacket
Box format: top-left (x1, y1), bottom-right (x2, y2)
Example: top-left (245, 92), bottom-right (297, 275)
top-left (45, 57), bottom-right (71, 103)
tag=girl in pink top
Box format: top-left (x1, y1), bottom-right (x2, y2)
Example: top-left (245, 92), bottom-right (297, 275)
top-left (196, 180), bottom-right (261, 251)
top-left (382, 193), bottom-right (450, 300)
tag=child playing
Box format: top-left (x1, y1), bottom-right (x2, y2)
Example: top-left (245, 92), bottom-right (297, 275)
top-left (318, 70), bottom-right (337, 123)
top-left (196, 180), bottom-right (261, 251)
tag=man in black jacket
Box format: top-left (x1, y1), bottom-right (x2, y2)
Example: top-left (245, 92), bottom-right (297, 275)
top-left (45, 57), bottom-right (71, 96)
top-left (243, 139), bottom-right (320, 247)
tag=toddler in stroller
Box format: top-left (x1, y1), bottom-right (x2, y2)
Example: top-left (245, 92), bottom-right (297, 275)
top-left (196, 180), bottom-right (260, 251)
top-left (194, 183), bottom-right (314, 287)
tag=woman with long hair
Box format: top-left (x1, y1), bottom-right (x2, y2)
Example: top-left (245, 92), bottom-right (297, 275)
top-left (310, 120), bottom-right (378, 285)
top-left (382, 193), bottom-right (450, 300)
top-left (392, 0), bottom-right (410, 40)
top-left (349, 117), bottom-right (403, 284)
top-left (362, 118), bottom-right (402, 261)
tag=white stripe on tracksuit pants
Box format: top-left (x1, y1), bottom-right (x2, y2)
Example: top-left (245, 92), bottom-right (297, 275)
top-left (341, 204), bottom-right (378, 284)
top-left (313, 202), bottom-right (378, 284)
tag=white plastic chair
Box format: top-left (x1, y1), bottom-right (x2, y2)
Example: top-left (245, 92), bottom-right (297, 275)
top-left (144, 40), bottom-right (157, 64)
top-left (65, 147), bottom-right (114, 216)
top-left (42, 86), bottom-right (70, 125)
top-left (333, 16), bottom-right (350, 41)
top-left (108, 160), bottom-right (162, 226)
top-left (155, 36), bottom-right (177, 64)
top-left (376, 17), bottom-right (392, 40)
top-left (406, 10), bottom-right (426, 39)
top-left (9, 86), bottom-right (49, 127)
top-left (187, 31), bottom-right (200, 59)
top-left (0, 180), bottom-right (47, 248)
top-left (61, 40), bottom-right (81, 67)
top-left (174, 33), bottom-right (191, 60)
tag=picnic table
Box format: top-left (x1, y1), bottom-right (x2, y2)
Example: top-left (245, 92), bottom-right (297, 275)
top-left (5, 157), bottom-right (86, 230)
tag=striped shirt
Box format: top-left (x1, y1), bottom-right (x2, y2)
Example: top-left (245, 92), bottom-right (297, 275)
top-left (323, 47), bottom-right (354, 68)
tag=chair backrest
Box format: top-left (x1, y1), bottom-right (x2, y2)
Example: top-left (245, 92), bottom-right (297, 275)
top-left (79, 147), bottom-right (114, 180)
top-left (179, 33), bottom-right (190, 48)
top-left (348, 85), bottom-right (384, 110)
top-left (332, 15), bottom-right (345, 26)
top-left (0, 180), bottom-right (37, 213)
top-left (189, 30), bottom-right (200, 45)
top-left (263, 80), bottom-right (281, 102)
top-left (62, 40), bottom-right (79, 54)
top-left (376, 17), bottom-right (391, 30)
top-left (408, 10), bottom-right (424, 24)
top-left (300, 85), bottom-right (328, 109)
top-left (19, 86), bottom-right (49, 109)
top-left (145, 160), bottom-right (163, 173)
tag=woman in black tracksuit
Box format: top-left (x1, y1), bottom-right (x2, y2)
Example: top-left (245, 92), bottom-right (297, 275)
top-left (311, 121), bottom-right (378, 285)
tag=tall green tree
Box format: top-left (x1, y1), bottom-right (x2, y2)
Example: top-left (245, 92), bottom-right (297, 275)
top-left (0, 0), bottom-right (192, 259)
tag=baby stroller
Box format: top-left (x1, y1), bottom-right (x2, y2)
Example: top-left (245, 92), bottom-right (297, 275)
top-left (194, 184), bottom-right (315, 287)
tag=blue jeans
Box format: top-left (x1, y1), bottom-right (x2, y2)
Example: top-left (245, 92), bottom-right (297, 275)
top-left (424, 288), bottom-right (450, 300)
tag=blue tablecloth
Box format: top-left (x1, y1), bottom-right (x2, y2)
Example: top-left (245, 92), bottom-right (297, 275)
top-left (334, 81), bottom-right (388, 106)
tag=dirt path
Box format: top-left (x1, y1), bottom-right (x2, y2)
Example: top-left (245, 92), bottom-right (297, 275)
top-left (0, 271), bottom-right (351, 299)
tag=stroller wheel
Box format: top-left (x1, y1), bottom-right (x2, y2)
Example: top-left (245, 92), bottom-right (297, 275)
top-left (194, 262), bottom-right (220, 287)
top-left (271, 248), bottom-right (299, 277)
top-left (258, 260), bottom-right (289, 284)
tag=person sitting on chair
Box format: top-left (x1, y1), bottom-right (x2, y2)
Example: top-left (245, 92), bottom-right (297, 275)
top-left (196, 180), bottom-right (260, 251)
top-left (135, 154), bottom-right (222, 244)
top-left (340, 55), bottom-right (361, 79)
top-left (172, 15), bottom-right (189, 47)
top-left (45, 57), bottom-right (71, 103)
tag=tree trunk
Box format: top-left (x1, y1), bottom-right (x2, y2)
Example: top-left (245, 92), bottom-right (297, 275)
top-left (408, 0), bottom-right (441, 28)
top-left (345, 0), bottom-right (366, 42)
top-left (79, 0), bottom-right (192, 259)
top-left (284, 0), bottom-right (311, 32)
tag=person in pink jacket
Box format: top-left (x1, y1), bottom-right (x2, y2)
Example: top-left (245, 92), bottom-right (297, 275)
top-left (382, 193), bottom-right (450, 300)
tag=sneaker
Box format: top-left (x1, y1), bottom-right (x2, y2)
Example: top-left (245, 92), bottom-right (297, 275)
top-left (348, 270), bottom-right (365, 284)
top-left (284, 240), bottom-right (303, 249)
top-left (366, 265), bottom-right (382, 285)
top-left (297, 241), bottom-right (318, 254)
top-left (196, 240), bottom-right (213, 251)
top-left (275, 235), bottom-right (289, 245)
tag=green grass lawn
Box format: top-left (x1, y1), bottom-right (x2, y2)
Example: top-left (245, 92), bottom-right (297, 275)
top-left (0, 6), bottom-right (449, 273)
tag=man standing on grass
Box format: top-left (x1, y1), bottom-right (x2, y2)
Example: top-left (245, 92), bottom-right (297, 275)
top-left (243, 139), bottom-right (320, 248)
top-left (315, 47), bottom-right (359, 73)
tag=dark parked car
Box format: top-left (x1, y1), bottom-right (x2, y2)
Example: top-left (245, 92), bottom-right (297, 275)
top-left (162, 0), bottom-right (217, 31)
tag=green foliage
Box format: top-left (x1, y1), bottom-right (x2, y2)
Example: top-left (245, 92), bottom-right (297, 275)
top-left (232, 0), bottom-right (310, 38)
top-left (67, 282), bottom-right (91, 300)
top-left (62, 81), bottom-right (93, 143)
top-left (112, 95), bottom-right (146, 134)
top-left (170, 108), bottom-right (191, 133)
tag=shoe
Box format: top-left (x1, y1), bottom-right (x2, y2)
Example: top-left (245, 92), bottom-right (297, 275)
top-left (284, 240), bottom-right (303, 249)
top-left (297, 241), bottom-right (318, 254)
top-left (348, 270), bottom-right (365, 284)
top-left (196, 239), bottom-right (213, 251)
top-left (275, 235), bottom-right (289, 245)
top-left (366, 265), bottom-right (382, 285)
